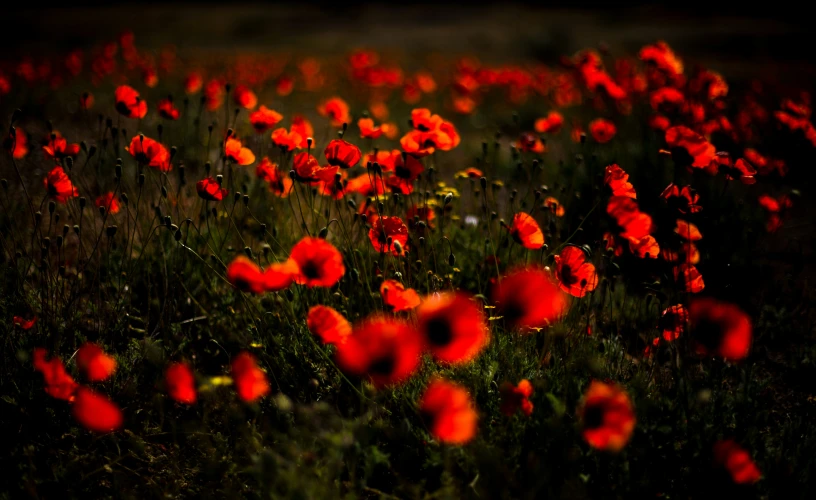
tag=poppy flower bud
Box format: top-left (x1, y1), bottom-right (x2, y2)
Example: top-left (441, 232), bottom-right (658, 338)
top-left (88, 145), bottom-right (97, 158)
top-left (259, 223), bottom-right (266, 234)
top-left (482, 142), bottom-right (488, 156)
top-left (170, 146), bottom-right (177, 160)
top-left (491, 211), bottom-right (498, 220)
top-left (115, 164), bottom-right (122, 179)
top-left (288, 169), bottom-right (296, 180)
top-left (120, 193), bottom-right (128, 205)
top-left (35, 211), bottom-right (42, 224)
top-left (178, 165), bottom-right (186, 184)
top-left (419, 236), bottom-right (425, 246)
top-left (62, 225), bottom-right (69, 236)
top-left (244, 246), bottom-right (252, 258)
top-left (359, 213), bottom-right (367, 224)
top-left (0, 179), bottom-right (7, 190)
top-left (285, 289), bottom-right (294, 301)
top-left (233, 192), bottom-right (241, 202)
top-left (378, 202), bottom-right (384, 212)
top-left (443, 193), bottom-right (453, 206)
top-left (207, 124), bottom-right (213, 133)
top-left (580, 133), bottom-right (587, 144)
top-left (106, 225), bottom-right (117, 237)
top-left (65, 157), bottom-right (73, 170)
top-left (174, 228), bottom-right (182, 241)
top-left (73, 224), bottom-right (80, 234)
top-left (56, 236), bottom-right (63, 248)
top-left (393, 240), bottom-right (403, 254)
top-left (480, 177), bottom-right (487, 189)
top-left (204, 162), bottom-right (211, 174)
top-left (393, 193), bottom-right (400, 203)
top-left (139, 174), bottom-right (145, 186)
top-left (161, 186), bottom-right (168, 198)
top-left (262, 244), bottom-right (270, 257)
top-left (211, 207), bottom-right (218, 217)
top-left (347, 199), bottom-right (357, 210)
top-left (319, 227), bottom-right (329, 239)
top-left (98, 206), bottom-right (106, 217)
top-left (351, 268), bottom-right (360, 282)
top-left (48, 201), bottom-right (56, 214)
top-left (41, 246), bottom-right (48, 259)
top-left (243, 195), bottom-right (249, 206)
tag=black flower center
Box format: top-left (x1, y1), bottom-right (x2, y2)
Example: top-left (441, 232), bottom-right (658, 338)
top-left (583, 404), bottom-right (605, 429)
top-left (369, 355), bottom-right (395, 376)
top-left (426, 317), bottom-right (453, 346)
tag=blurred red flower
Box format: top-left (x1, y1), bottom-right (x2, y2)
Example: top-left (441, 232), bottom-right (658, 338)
top-left (318, 96), bottom-right (351, 126)
top-left (95, 192), bottom-right (120, 214)
top-left (324, 139), bottom-right (362, 169)
top-left (534, 111), bottom-right (564, 134)
top-left (290, 237), bottom-right (345, 287)
top-left (713, 440), bottom-right (761, 485)
top-left (335, 315), bottom-right (423, 388)
top-left (233, 85), bottom-right (257, 109)
top-left (158, 98), bottom-right (180, 120)
top-left (358, 118), bottom-right (383, 139)
top-left (500, 379), bottom-right (534, 417)
top-left (226, 256), bottom-right (267, 294)
top-left (492, 267), bottom-right (569, 329)
top-left (166, 362), bottom-right (197, 405)
top-left (665, 126), bottom-right (715, 169)
top-left (589, 118), bottom-right (616, 143)
top-left (368, 216), bottom-right (409, 256)
top-left (33, 348), bottom-right (78, 401)
top-left (660, 304), bottom-right (688, 341)
top-left (380, 279), bottom-right (421, 312)
top-left (249, 106), bottom-right (283, 133)
top-left (114, 85), bottom-right (147, 119)
top-left (225, 136), bottom-right (255, 166)
top-left (77, 343), bottom-right (117, 382)
top-left (307, 305), bottom-right (351, 345)
top-left (42, 136), bottom-right (80, 160)
top-left (419, 378), bottom-right (478, 445)
top-left (13, 316), bottom-right (37, 330)
top-left (256, 157), bottom-right (293, 196)
top-left (416, 292), bottom-right (489, 364)
top-left (128, 135), bottom-right (171, 171)
top-left (578, 381), bottom-right (636, 452)
top-left (72, 387), bottom-right (123, 433)
top-left (231, 352), bottom-right (270, 403)
top-left (689, 298), bottom-right (752, 361)
top-left (604, 164), bottom-right (636, 199)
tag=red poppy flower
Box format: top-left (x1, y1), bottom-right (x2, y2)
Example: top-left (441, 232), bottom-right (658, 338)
top-left (143, 68), bottom-right (158, 88)
top-left (589, 118), bottom-right (616, 143)
top-left (660, 183), bottom-right (702, 214)
top-left (649, 114), bottom-right (671, 131)
top-left (406, 204), bottom-right (435, 230)
top-left (231, 352), bottom-right (270, 403)
top-left (4, 128), bottom-right (28, 159)
top-left (324, 139), bottom-right (362, 169)
top-left (271, 128), bottom-right (303, 151)
top-left (226, 256), bottom-right (267, 294)
top-left (72, 387), bottom-right (123, 433)
top-left (249, 106), bottom-right (283, 133)
top-left (291, 115), bottom-right (314, 145)
top-left (358, 118), bottom-right (383, 139)
top-left (661, 240), bottom-right (700, 265)
top-left (365, 149), bottom-right (398, 172)
top-left (386, 153), bottom-right (424, 195)
top-left (509, 212), bottom-right (544, 250)
top-left (307, 305), bottom-right (351, 345)
top-left (256, 157), bottom-right (293, 196)
top-left (157, 98), bottom-right (180, 120)
top-left (13, 315), bottom-right (37, 329)
top-left (318, 96), bottom-right (351, 126)
top-left (492, 267), bottom-right (569, 329)
top-left (675, 220), bottom-right (702, 241)
top-left (419, 378), bottom-right (478, 445)
top-left (744, 148), bottom-right (787, 176)
top-left (42, 136), bottom-right (80, 160)
top-left (184, 72), bottom-right (203, 94)
top-left (554, 246), bottom-right (598, 297)
top-left (346, 174), bottom-right (386, 196)
top-left (128, 135), bottom-right (170, 171)
top-left (290, 237), bottom-right (345, 287)
top-left (758, 194), bottom-right (792, 232)
top-left (368, 216), bottom-right (409, 256)
top-left (516, 132), bottom-right (546, 153)
top-left (713, 440), bottom-right (761, 485)
top-left (718, 157), bottom-right (757, 185)
top-left (639, 41), bottom-right (683, 79)
top-left (33, 348), bottom-right (78, 401)
top-left (603, 232), bottom-right (625, 257)
top-left (335, 315), bottom-right (423, 388)
top-left (276, 75), bottom-right (294, 96)
top-left (225, 136), bottom-right (255, 166)
top-left (95, 192), bottom-right (120, 214)
top-left (649, 87), bottom-right (685, 110)
top-left (674, 263), bottom-right (705, 293)
top-left (665, 126), bottom-right (715, 168)
top-left (628, 235), bottom-right (660, 259)
top-left (291, 152), bottom-right (322, 182)
top-left (689, 298), bottom-right (752, 361)
top-left (233, 85), bottom-right (257, 109)
top-left (534, 111), bottom-right (564, 134)
top-left (380, 279), bottom-right (421, 312)
top-left (264, 260), bottom-right (298, 292)
top-left (411, 109), bottom-right (443, 132)
top-left (195, 175), bottom-right (228, 200)
top-left (204, 79), bottom-right (224, 111)
top-left (604, 164), bottom-right (637, 199)
top-left (660, 304), bottom-right (688, 341)
top-left (542, 197), bottom-right (566, 217)
top-left (166, 362), bottom-right (197, 405)
top-left (578, 381), bottom-right (636, 452)
top-left (114, 85), bottom-right (147, 119)
top-left (455, 167), bottom-right (483, 179)
top-left (416, 292), bottom-right (489, 364)
top-left (44, 166), bottom-right (78, 203)
top-left (77, 343), bottom-right (117, 382)
top-left (500, 379), bottom-right (534, 417)
top-left (399, 130), bottom-right (437, 157)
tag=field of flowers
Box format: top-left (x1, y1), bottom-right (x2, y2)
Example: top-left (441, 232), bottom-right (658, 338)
top-left (2, 25), bottom-right (816, 498)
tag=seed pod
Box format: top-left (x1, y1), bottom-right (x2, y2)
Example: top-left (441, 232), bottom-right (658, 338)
top-left (318, 227), bottom-right (329, 239)
top-left (48, 201), bottom-right (56, 214)
top-left (174, 229), bottom-right (182, 241)
top-left (448, 253), bottom-right (456, 266)
top-left (106, 225), bottom-right (117, 237)
top-left (244, 246), bottom-right (252, 258)
top-left (99, 206), bottom-right (107, 217)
